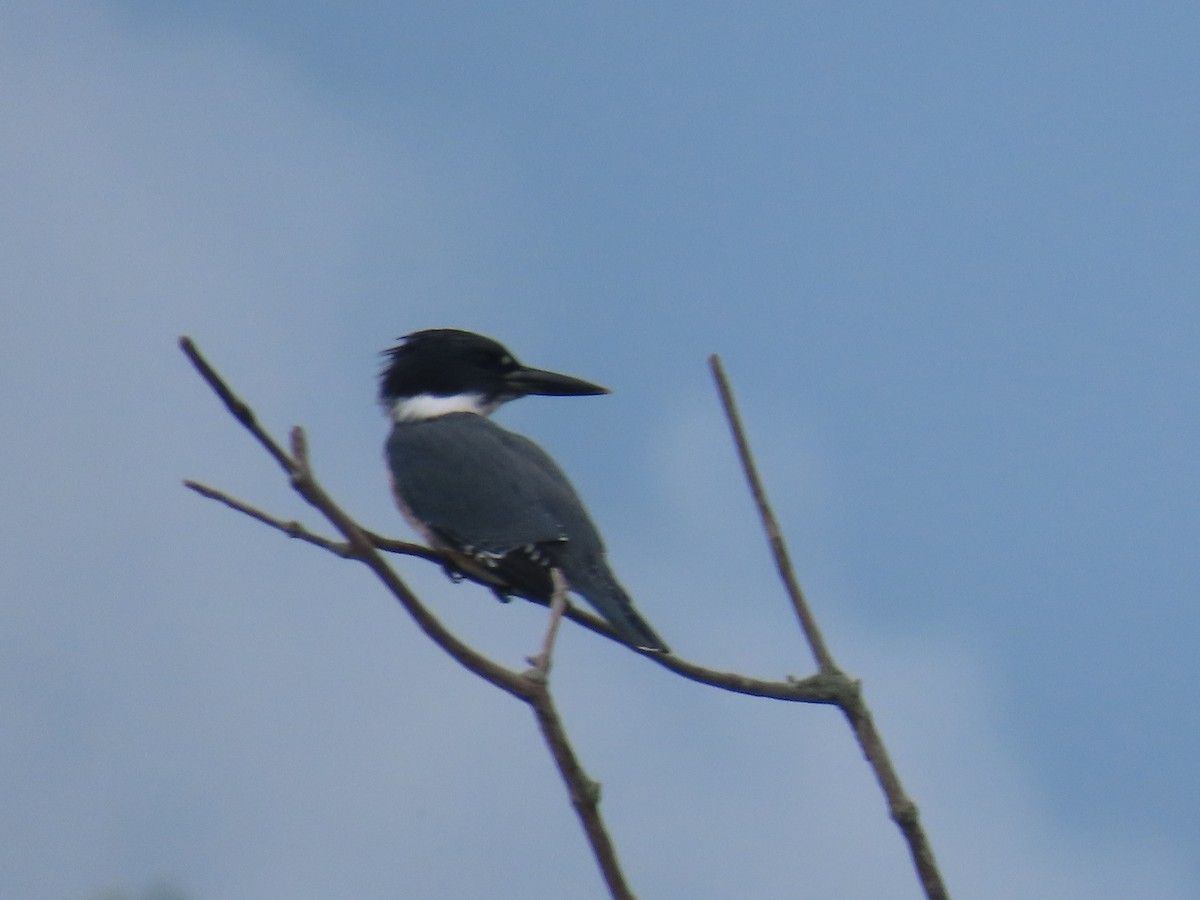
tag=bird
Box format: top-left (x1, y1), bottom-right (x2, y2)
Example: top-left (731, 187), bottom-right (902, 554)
top-left (379, 328), bottom-right (669, 665)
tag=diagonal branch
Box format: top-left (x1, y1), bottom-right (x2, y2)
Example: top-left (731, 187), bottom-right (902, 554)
top-left (529, 688), bottom-right (633, 900)
top-left (709, 353), bottom-right (949, 900)
top-left (180, 337), bottom-right (295, 476)
top-left (180, 336), bottom-right (635, 898)
top-left (709, 355), bottom-right (838, 676)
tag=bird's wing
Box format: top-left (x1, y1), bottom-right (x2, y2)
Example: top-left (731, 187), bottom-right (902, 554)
top-left (386, 414), bottom-right (669, 651)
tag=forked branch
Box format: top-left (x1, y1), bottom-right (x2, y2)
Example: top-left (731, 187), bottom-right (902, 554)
top-left (180, 337), bottom-right (632, 898)
top-left (182, 336), bottom-right (948, 899)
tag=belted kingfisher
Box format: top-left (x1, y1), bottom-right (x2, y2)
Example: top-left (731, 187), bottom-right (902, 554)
top-left (379, 328), bottom-right (669, 658)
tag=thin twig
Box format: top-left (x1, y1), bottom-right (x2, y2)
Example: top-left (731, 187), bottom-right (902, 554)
top-left (184, 480), bottom-right (358, 558)
top-left (709, 354), bottom-right (838, 676)
top-left (709, 353), bottom-right (949, 900)
top-left (179, 337), bottom-right (295, 475)
top-left (184, 478), bottom-right (471, 566)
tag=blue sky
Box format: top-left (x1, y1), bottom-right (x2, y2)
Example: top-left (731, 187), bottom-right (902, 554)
top-left (3, 3), bottom-right (1197, 898)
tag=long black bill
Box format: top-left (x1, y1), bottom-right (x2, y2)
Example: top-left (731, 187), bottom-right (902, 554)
top-left (504, 365), bottom-right (610, 397)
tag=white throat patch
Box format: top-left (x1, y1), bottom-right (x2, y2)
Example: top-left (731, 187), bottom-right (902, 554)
top-left (389, 393), bottom-right (502, 422)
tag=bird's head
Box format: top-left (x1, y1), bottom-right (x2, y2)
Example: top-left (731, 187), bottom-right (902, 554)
top-left (380, 329), bottom-right (609, 422)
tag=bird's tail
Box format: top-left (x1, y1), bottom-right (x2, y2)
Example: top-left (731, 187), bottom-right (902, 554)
top-left (578, 569), bottom-right (669, 654)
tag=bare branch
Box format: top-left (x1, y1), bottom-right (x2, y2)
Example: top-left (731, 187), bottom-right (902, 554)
top-left (528, 686), bottom-right (633, 900)
top-left (708, 354), bottom-right (838, 676)
top-left (180, 336), bottom-right (636, 899)
top-left (184, 479), bottom-right (461, 566)
top-left (182, 333), bottom-right (950, 899)
top-left (184, 480), bottom-right (358, 558)
top-left (186, 478), bottom-right (854, 706)
top-left (709, 353), bottom-right (949, 900)
top-left (840, 693), bottom-right (947, 900)
top-left (179, 337), bottom-right (295, 476)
